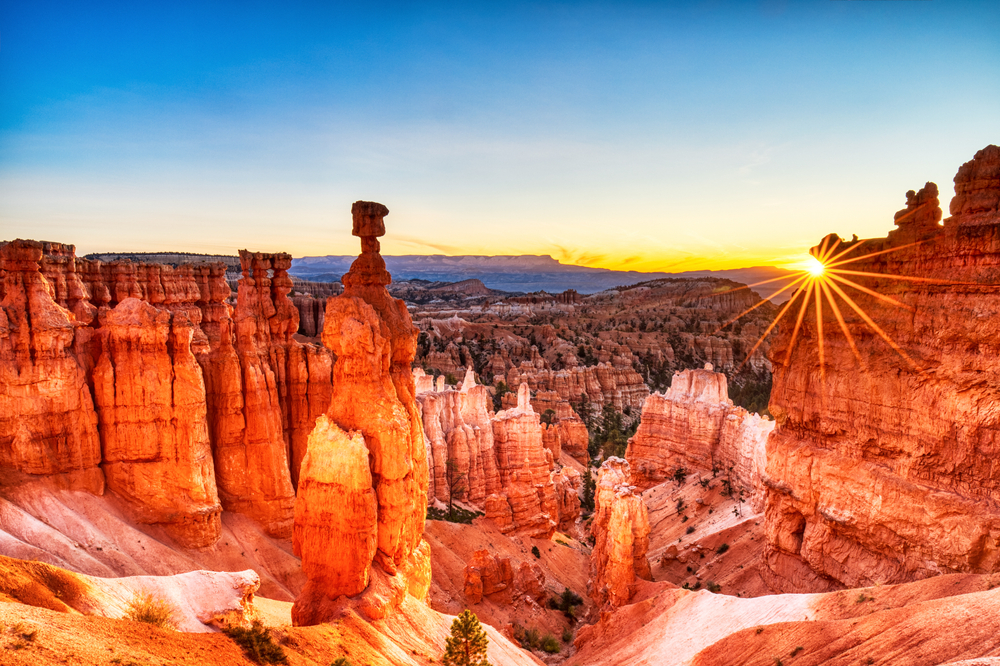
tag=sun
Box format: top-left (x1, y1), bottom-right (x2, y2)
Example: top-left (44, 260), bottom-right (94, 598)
top-left (710, 234), bottom-right (963, 380)
top-left (805, 255), bottom-right (826, 277)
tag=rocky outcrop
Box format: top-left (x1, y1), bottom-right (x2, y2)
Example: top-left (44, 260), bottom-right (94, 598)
top-left (463, 548), bottom-right (546, 605)
top-left (92, 298), bottom-right (222, 547)
top-left (0, 238), bottom-right (335, 542)
top-left (417, 367), bottom-right (501, 505)
top-left (589, 457), bottom-right (650, 608)
top-left (484, 383), bottom-right (581, 537)
top-left (417, 375), bottom-right (582, 535)
top-left (763, 145), bottom-right (1000, 592)
top-left (0, 241), bottom-right (104, 493)
top-left (292, 201), bottom-right (430, 626)
top-left (505, 362), bottom-right (648, 414)
top-left (626, 365), bottom-right (773, 509)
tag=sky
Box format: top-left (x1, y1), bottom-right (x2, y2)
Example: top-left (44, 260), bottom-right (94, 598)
top-left (1, 1), bottom-right (997, 272)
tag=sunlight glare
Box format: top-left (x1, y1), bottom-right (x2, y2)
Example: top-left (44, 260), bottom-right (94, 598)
top-left (806, 255), bottom-right (826, 277)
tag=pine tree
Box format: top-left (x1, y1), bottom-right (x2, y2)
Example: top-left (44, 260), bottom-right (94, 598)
top-left (443, 609), bottom-right (490, 666)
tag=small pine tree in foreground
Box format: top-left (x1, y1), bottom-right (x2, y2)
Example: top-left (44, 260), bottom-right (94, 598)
top-left (443, 609), bottom-right (490, 666)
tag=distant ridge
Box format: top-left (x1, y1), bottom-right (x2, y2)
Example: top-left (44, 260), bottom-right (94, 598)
top-left (290, 254), bottom-right (795, 301)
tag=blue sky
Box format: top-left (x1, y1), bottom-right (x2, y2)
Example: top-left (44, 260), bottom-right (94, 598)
top-left (1, 1), bottom-right (997, 270)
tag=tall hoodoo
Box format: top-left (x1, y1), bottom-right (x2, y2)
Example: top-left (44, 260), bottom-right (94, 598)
top-left (0, 240), bottom-right (104, 493)
top-left (763, 145), bottom-right (1000, 592)
top-left (92, 297), bottom-right (222, 547)
top-left (292, 201), bottom-right (431, 626)
top-left (588, 457), bottom-right (651, 609)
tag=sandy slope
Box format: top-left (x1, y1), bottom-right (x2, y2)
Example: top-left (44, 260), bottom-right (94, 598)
top-left (574, 574), bottom-right (1000, 666)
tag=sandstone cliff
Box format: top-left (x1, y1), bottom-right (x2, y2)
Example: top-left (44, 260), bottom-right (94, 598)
top-left (763, 145), bottom-right (1000, 592)
top-left (416, 375), bottom-right (581, 536)
top-left (588, 457), bottom-right (651, 608)
top-left (486, 383), bottom-right (581, 537)
top-left (626, 364), bottom-right (773, 510)
top-left (92, 298), bottom-right (222, 547)
top-left (292, 201), bottom-right (430, 626)
top-left (0, 237), bottom-right (334, 544)
top-left (416, 367), bottom-right (501, 506)
top-left (0, 241), bottom-right (104, 494)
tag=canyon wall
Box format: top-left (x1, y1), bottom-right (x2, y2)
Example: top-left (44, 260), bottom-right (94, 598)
top-left (0, 238), bottom-right (334, 545)
top-left (417, 376), bottom-right (582, 537)
top-left (626, 365), bottom-right (773, 510)
top-left (292, 201), bottom-right (431, 626)
top-left (505, 361), bottom-right (648, 414)
top-left (763, 145), bottom-right (1000, 592)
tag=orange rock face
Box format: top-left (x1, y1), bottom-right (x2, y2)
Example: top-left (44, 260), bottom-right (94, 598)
top-left (417, 375), bottom-right (581, 535)
top-left (626, 365), bottom-right (773, 509)
top-left (292, 201), bottom-right (430, 626)
top-left (416, 368), bottom-right (501, 506)
top-left (588, 457), bottom-right (651, 608)
top-left (463, 548), bottom-right (547, 605)
top-left (763, 145), bottom-right (1000, 592)
top-left (0, 238), bottom-right (335, 543)
top-left (485, 383), bottom-right (581, 537)
top-left (0, 241), bottom-right (103, 493)
top-left (505, 361), bottom-right (648, 415)
top-left (92, 298), bottom-right (222, 547)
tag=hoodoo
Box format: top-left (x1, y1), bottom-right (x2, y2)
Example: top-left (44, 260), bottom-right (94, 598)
top-left (292, 201), bottom-right (431, 625)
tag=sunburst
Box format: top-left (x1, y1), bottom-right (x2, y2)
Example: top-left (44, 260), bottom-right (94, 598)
top-left (710, 233), bottom-right (978, 385)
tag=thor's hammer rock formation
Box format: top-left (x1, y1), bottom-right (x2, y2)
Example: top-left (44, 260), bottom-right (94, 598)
top-left (292, 201), bottom-right (431, 626)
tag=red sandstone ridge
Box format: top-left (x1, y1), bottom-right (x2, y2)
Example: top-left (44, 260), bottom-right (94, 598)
top-left (626, 364), bottom-right (773, 510)
top-left (0, 241), bottom-right (104, 494)
top-left (92, 298), bottom-right (222, 547)
top-left (0, 238), bottom-right (334, 544)
top-left (763, 145), bottom-right (1000, 592)
top-left (589, 457), bottom-right (651, 609)
top-left (292, 201), bottom-right (431, 626)
top-left (416, 372), bottom-right (582, 536)
top-left (417, 367), bottom-right (502, 506)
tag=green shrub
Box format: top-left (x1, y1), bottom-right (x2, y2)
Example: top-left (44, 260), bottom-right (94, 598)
top-left (686, 525), bottom-right (695, 534)
top-left (716, 543), bottom-right (730, 555)
top-left (562, 628), bottom-right (573, 643)
top-left (521, 626), bottom-right (540, 650)
top-left (124, 590), bottom-right (177, 630)
top-left (706, 581), bottom-right (722, 593)
top-left (540, 634), bottom-right (561, 654)
top-left (531, 546), bottom-right (541, 559)
top-left (222, 620), bottom-right (289, 665)
top-left (426, 505), bottom-right (483, 524)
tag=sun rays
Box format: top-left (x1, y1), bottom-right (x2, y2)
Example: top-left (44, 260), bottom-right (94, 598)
top-left (711, 233), bottom-right (973, 383)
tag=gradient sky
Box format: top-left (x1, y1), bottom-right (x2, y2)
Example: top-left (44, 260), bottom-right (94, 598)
top-left (1, 1), bottom-right (997, 272)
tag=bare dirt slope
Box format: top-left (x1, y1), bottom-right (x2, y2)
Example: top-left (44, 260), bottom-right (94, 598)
top-left (644, 476), bottom-right (772, 598)
top-left (425, 516), bottom-right (591, 659)
top-left (0, 482), bottom-right (303, 600)
top-left (573, 573), bottom-right (1000, 666)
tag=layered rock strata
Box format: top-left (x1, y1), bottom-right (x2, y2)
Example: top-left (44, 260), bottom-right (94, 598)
top-left (417, 367), bottom-right (501, 505)
top-left (0, 241), bottom-right (104, 493)
top-left (292, 201), bottom-right (430, 626)
top-left (626, 365), bottom-right (773, 510)
top-left (505, 362), bottom-right (648, 414)
top-left (763, 145), bottom-right (1000, 592)
top-left (0, 238), bottom-right (335, 544)
top-left (485, 383), bottom-right (580, 537)
top-left (463, 548), bottom-right (546, 605)
top-left (589, 457), bottom-right (651, 608)
top-left (92, 298), bottom-right (222, 547)
top-left (417, 376), bottom-right (582, 536)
